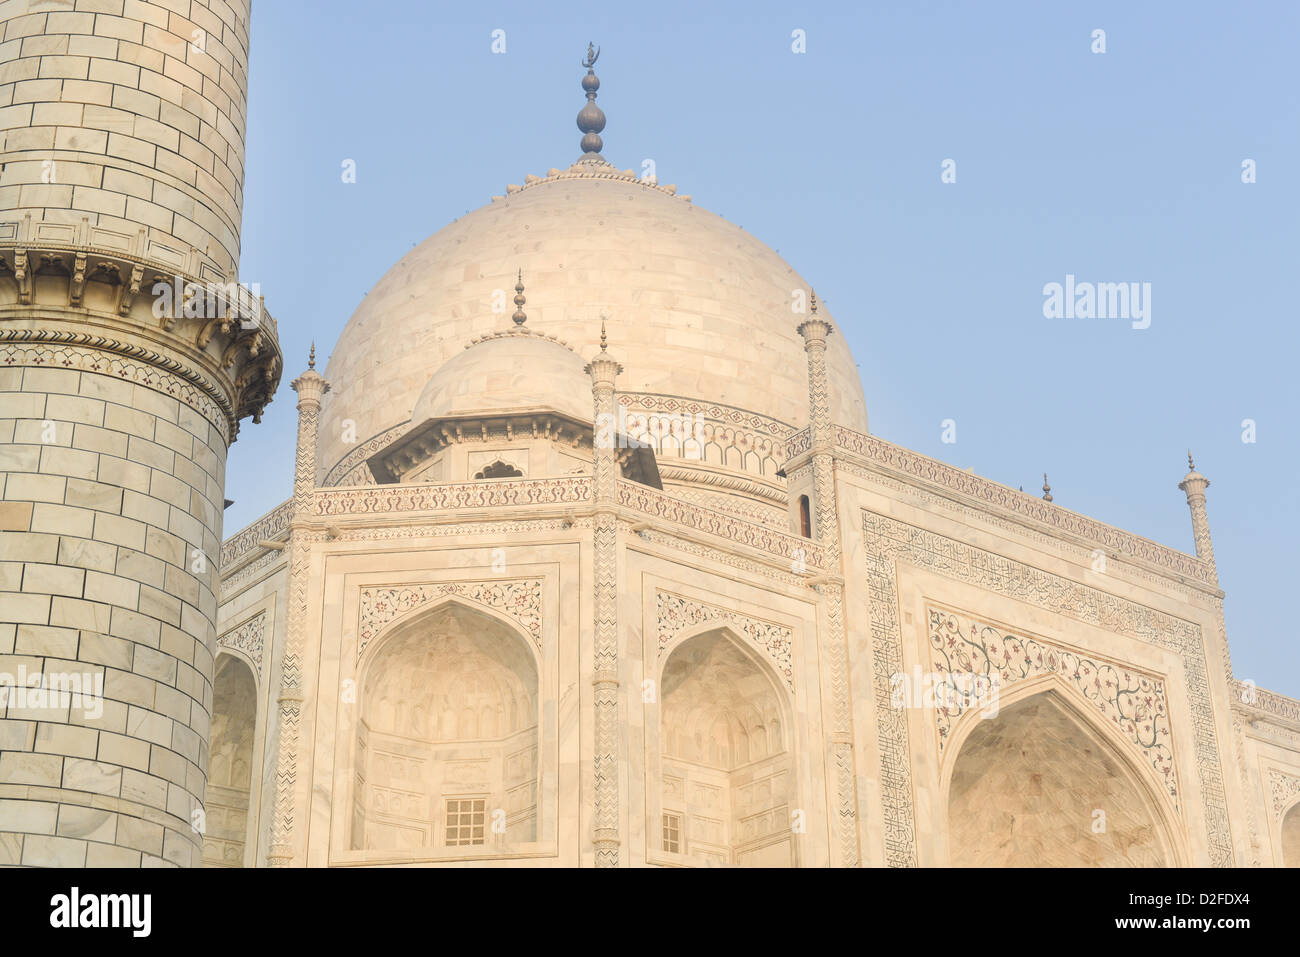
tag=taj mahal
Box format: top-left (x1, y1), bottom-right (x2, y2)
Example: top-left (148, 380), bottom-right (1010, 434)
top-left (0, 2), bottom-right (1296, 869)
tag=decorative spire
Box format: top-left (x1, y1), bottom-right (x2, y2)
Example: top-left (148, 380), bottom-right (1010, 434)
top-left (1041, 473), bottom-right (1053, 502)
top-left (809, 289), bottom-right (818, 315)
top-left (599, 316), bottom-right (608, 352)
top-left (1179, 452), bottom-right (1216, 571)
top-left (308, 341), bottom-right (316, 369)
top-left (512, 269), bottom-right (527, 325)
top-left (577, 42), bottom-right (606, 157)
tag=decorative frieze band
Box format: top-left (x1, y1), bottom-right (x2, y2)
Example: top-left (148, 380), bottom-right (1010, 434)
top-left (1235, 680), bottom-right (1300, 726)
top-left (322, 421), bottom-right (411, 487)
top-left (926, 606), bottom-right (1178, 808)
top-left (221, 498), bottom-right (292, 568)
top-left (217, 612), bottom-right (267, 676)
top-left (357, 578), bottom-right (544, 660)
top-left (619, 481), bottom-right (822, 570)
top-left (655, 591), bottom-right (794, 690)
top-left (317, 477), bottom-right (591, 515)
top-left (835, 426), bottom-right (1215, 586)
top-left (616, 392), bottom-right (795, 438)
top-left (0, 333), bottom-right (233, 442)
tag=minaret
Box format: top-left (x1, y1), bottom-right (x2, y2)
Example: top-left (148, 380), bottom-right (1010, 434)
top-left (266, 347), bottom-right (327, 866)
top-left (1179, 452), bottom-right (1217, 573)
top-left (0, 2), bottom-right (279, 867)
top-left (795, 294), bottom-right (860, 867)
top-left (585, 319), bottom-right (622, 867)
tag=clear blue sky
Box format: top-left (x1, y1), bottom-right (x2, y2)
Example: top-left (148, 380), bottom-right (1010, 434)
top-left (230, 1), bottom-right (1299, 696)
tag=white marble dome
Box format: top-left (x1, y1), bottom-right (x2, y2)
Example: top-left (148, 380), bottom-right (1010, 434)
top-left (410, 330), bottom-right (591, 425)
top-left (318, 159), bottom-right (868, 483)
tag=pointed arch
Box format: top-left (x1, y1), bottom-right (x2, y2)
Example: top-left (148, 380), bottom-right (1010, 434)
top-left (656, 626), bottom-right (796, 867)
top-left (352, 600), bottom-right (539, 854)
top-left (1282, 800), bottom-right (1300, 868)
top-left (204, 653), bottom-right (257, 868)
top-left (941, 677), bottom-right (1185, 867)
top-left (657, 613), bottom-right (793, 694)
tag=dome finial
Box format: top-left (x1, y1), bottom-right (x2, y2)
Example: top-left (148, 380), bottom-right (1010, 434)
top-left (810, 289), bottom-right (818, 315)
top-left (1187, 449), bottom-right (1195, 472)
top-left (1042, 473), bottom-right (1053, 502)
top-left (308, 341), bottom-right (316, 369)
top-left (599, 315), bottom-right (608, 352)
top-left (577, 42), bottom-right (606, 156)
top-left (512, 268), bottom-right (527, 325)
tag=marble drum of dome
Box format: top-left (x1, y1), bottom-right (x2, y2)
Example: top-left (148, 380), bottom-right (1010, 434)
top-left (318, 167), bottom-right (868, 489)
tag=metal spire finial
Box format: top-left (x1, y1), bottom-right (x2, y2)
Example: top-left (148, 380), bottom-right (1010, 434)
top-left (1042, 473), bottom-right (1053, 502)
top-left (1187, 450), bottom-right (1196, 472)
top-left (577, 42), bottom-right (606, 156)
top-left (512, 269), bottom-right (527, 326)
top-left (810, 289), bottom-right (818, 315)
top-left (599, 316), bottom-right (608, 352)
top-left (308, 341), bottom-right (315, 369)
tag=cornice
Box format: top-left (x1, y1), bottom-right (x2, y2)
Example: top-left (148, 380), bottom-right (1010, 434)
top-left (825, 424), bottom-right (1218, 593)
top-left (0, 240), bottom-right (281, 432)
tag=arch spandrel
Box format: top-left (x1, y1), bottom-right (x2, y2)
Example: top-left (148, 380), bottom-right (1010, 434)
top-left (655, 590), bottom-right (795, 692)
top-left (926, 606), bottom-right (1179, 813)
top-left (357, 580), bottom-right (544, 667)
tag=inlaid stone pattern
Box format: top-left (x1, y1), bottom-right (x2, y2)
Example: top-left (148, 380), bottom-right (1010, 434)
top-left (655, 591), bottom-right (794, 690)
top-left (217, 612), bottom-right (265, 676)
top-left (317, 477), bottom-right (591, 516)
top-left (1269, 770), bottom-right (1300, 816)
top-left (357, 579), bottom-right (543, 660)
top-left (926, 607), bottom-right (1178, 808)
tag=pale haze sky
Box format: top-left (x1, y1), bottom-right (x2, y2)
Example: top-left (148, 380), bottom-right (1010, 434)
top-left (228, 1), bottom-right (1299, 695)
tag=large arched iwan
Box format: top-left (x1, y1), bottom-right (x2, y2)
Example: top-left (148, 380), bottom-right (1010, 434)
top-left (351, 601), bottom-right (539, 854)
top-left (657, 627), bottom-right (795, 867)
top-left (942, 684), bottom-right (1182, 867)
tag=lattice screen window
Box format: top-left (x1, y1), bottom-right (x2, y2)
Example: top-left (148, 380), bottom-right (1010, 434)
top-left (445, 798), bottom-right (487, 846)
top-left (662, 812), bottom-right (683, 854)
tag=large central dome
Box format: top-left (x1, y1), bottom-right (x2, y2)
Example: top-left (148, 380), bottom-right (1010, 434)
top-left (318, 162), bottom-right (868, 483)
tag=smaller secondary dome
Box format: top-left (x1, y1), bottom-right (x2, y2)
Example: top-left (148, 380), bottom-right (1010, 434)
top-left (411, 330), bottom-right (592, 425)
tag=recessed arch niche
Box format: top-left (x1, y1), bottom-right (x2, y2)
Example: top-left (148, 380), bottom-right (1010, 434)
top-left (351, 601), bottom-right (539, 853)
top-left (944, 687), bottom-right (1178, 867)
top-left (658, 627), bottom-right (794, 867)
top-left (204, 653), bottom-right (257, 867)
top-left (1282, 800), bottom-right (1300, 868)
